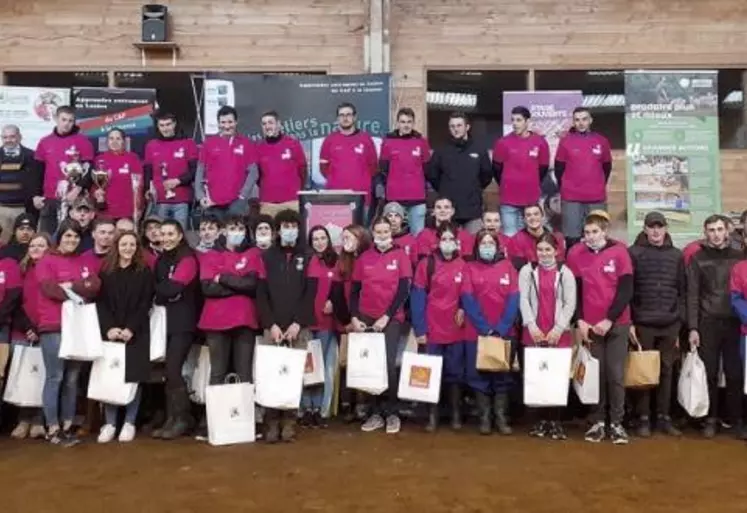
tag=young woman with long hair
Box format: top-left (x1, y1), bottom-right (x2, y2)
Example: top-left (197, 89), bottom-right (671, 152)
top-left (95, 231), bottom-right (155, 443)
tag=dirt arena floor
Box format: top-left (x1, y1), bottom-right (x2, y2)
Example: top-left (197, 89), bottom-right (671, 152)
top-left (2, 423), bottom-right (746, 513)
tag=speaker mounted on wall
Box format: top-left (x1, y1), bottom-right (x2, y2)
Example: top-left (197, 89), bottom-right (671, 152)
top-left (142, 4), bottom-right (169, 43)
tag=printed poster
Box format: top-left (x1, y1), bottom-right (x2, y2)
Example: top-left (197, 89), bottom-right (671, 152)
top-left (0, 86), bottom-right (71, 149)
top-left (625, 70), bottom-right (720, 245)
top-left (502, 91), bottom-right (583, 232)
top-left (299, 191), bottom-right (365, 249)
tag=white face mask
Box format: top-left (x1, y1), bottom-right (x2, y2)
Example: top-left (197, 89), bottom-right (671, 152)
top-left (255, 234), bottom-right (272, 248)
top-left (538, 256), bottom-right (556, 268)
top-left (374, 237), bottom-right (392, 250)
top-left (439, 240), bottom-right (457, 256)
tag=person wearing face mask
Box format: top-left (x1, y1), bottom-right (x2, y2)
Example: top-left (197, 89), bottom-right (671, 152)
top-left (331, 224), bottom-right (370, 422)
top-left (627, 212), bottom-right (685, 438)
top-left (0, 124), bottom-right (42, 239)
top-left (144, 111), bottom-right (198, 231)
top-left (566, 211), bottom-right (634, 445)
top-left (350, 217), bottom-right (413, 435)
top-left (300, 225), bottom-right (340, 427)
top-left (481, 210), bottom-right (514, 258)
top-left (92, 128), bottom-right (144, 221)
top-left (9, 233), bottom-right (53, 440)
top-left (416, 196), bottom-right (474, 261)
top-left (426, 112), bottom-right (493, 234)
top-left (255, 111), bottom-right (307, 217)
top-left (511, 204), bottom-right (566, 263)
top-left (410, 222), bottom-right (467, 433)
top-left (196, 106), bottom-right (257, 221)
top-left (252, 214), bottom-right (275, 251)
top-left (152, 220), bottom-right (200, 440)
top-left (36, 219), bottom-right (101, 446)
top-left (198, 216), bottom-right (261, 389)
top-left (518, 233), bottom-right (576, 440)
top-left (141, 216), bottom-right (163, 269)
top-left (95, 231), bottom-right (154, 443)
top-left (80, 217), bottom-right (116, 275)
top-left (256, 209), bottom-right (316, 443)
top-left (460, 230), bottom-right (519, 435)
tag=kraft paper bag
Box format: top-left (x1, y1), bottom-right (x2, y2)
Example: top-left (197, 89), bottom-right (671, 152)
top-left (624, 344), bottom-right (661, 388)
top-left (3, 345), bottom-right (45, 407)
top-left (476, 336), bottom-right (511, 372)
top-left (397, 352), bottom-right (443, 404)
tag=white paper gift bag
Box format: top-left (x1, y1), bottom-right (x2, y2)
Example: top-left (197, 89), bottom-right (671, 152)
top-left (572, 345), bottom-right (600, 405)
top-left (149, 305), bottom-right (167, 362)
top-left (191, 345), bottom-right (211, 404)
top-left (523, 347), bottom-right (573, 407)
top-left (254, 344), bottom-right (306, 410)
top-left (206, 375), bottom-right (256, 446)
top-left (397, 352), bottom-right (442, 404)
top-left (346, 332), bottom-right (388, 395)
top-left (678, 350), bottom-right (709, 419)
top-left (302, 339), bottom-right (325, 387)
top-left (59, 301), bottom-right (103, 361)
top-left (87, 342), bottom-right (138, 406)
top-left (3, 345), bottom-right (45, 407)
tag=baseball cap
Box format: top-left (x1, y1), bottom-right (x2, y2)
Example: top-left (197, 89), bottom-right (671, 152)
top-left (72, 196), bottom-right (93, 210)
top-left (143, 214), bottom-right (164, 226)
top-left (644, 211), bottom-right (667, 227)
top-left (382, 202), bottom-right (406, 219)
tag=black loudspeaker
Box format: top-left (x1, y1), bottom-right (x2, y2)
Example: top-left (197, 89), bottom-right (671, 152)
top-left (142, 4), bottom-right (168, 42)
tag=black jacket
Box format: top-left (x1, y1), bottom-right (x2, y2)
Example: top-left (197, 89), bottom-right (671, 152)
top-left (686, 243), bottom-right (743, 330)
top-left (154, 244), bottom-right (200, 334)
top-left (256, 245), bottom-right (316, 331)
top-left (0, 145), bottom-right (42, 215)
top-left (97, 264), bottom-right (155, 383)
top-left (426, 137), bottom-right (492, 222)
top-left (628, 233), bottom-right (685, 327)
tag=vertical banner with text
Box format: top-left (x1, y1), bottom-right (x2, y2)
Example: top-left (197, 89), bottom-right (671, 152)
top-left (625, 70), bottom-right (720, 245)
top-left (0, 86), bottom-right (71, 150)
top-left (502, 91), bottom-right (583, 232)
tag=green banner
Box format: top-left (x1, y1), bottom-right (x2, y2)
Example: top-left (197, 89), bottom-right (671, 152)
top-left (625, 70), bottom-right (720, 246)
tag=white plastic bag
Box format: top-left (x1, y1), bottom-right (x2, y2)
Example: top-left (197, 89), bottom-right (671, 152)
top-left (254, 344), bottom-right (306, 410)
top-left (190, 345), bottom-right (211, 404)
top-left (572, 345), bottom-right (600, 405)
top-left (678, 350), bottom-right (709, 419)
top-left (149, 305), bottom-right (167, 362)
top-left (346, 332), bottom-right (388, 395)
top-left (302, 339), bottom-right (325, 387)
top-left (3, 345), bottom-right (45, 407)
top-left (523, 347), bottom-right (573, 407)
top-left (397, 351), bottom-right (442, 404)
top-left (206, 375), bottom-right (256, 446)
top-left (87, 342), bottom-right (138, 406)
top-left (59, 301), bottom-right (103, 361)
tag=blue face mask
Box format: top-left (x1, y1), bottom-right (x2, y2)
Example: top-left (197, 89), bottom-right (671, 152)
top-left (226, 232), bottom-right (245, 247)
top-left (478, 245), bottom-right (496, 261)
top-left (280, 227), bottom-right (298, 246)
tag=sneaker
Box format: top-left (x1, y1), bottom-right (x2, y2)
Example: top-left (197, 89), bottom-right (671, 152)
top-left (61, 429), bottom-right (81, 447)
top-left (636, 417), bottom-right (651, 438)
top-left (610, 423), bottom-right (630, 445)
top-left (313, 411), bottom-right (328, 429)
top-left (584, 422), bottom-right (606, 443)
top-left (194, 426), bottom-right (208, 442)
top-left (97, 424), bottom-right (117, 444)
top-left (529, 421), bottom-right (548, 438)
top-left (46, 429), bottom-right (64, 445)
top-left (118, 423), bottom-right (136, 443)
top-left (361, 414), bottom-right (385, 433)
top-left (549, 422), bottom-right (567, 441)
top-left (385, 415), bottom-right (401, 435)
top-left (29, 425), bottom-right (47, 440)
top-left (298, 410), bottom-right (314, 428)
top-left (11, 422), bottom-right (30, 440)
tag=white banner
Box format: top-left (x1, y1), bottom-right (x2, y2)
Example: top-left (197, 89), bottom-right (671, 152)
top-left (202, 80), bottom-right (235, 136)
top-left (0, 86), bottom-right (71, 149)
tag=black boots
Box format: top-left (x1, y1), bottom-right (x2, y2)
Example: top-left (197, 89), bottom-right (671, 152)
top-left (475, 392), bottom-right (492, 435)
top-left (425, 404), bottom-right (439, 433)
top-left (265, 409), bottom-right (281, 444)
top-left (160, 389), bottom-right (195, 440)
top-left (448, 384), bottom-right (463, 431)
top-left (265, 409), bottom-right (296, 443)
top-left (493, 393), bottom-right (512, 435)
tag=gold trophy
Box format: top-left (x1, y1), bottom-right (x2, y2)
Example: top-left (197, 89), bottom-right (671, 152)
top-left (131, 174), bottom-right (142, 227)
top-left (57, 146), bottom-right (90, 224)
top-left (161, 162), bottom-right (175, 199)
top-left (92, 164), bottom-right (111, 191)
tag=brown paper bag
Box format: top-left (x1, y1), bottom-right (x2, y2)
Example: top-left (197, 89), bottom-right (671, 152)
top-left (476, 336), bottom-right (511, 372)
top-left (624, 344), bottom-right (661, 388)
top-left (339, 334), bottom-right (349, 367)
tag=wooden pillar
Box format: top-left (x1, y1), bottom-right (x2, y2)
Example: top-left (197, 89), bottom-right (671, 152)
top-left (107, 70), bottom-right (116, 88)
top-left (527, 69), bottom-right (536, 91)
top-left (0, 71), bottom-right (6, 86)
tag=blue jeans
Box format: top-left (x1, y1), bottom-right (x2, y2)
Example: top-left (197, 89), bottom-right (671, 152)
top-left (10, 339), bottom-right (43, 425)
top-left (154, 203), bottom-right (190, 231)
top-left (300, 331), bottom-right (338, 418)
top-left (40, 332), bottom-right (83, 428)
top-left (406, 203), bottom-right (427, 235)
top-left (426, 342), bottom-right (468, 385)
top-left (500, 204), bottom-right (525, 237)
top-left (103, 387), bottom-right (142, 426)
top-left (561, 200), bottom-right (606, 239)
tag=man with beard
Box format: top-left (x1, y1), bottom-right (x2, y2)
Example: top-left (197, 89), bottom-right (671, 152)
top-left (427, 112), bottom-right (492, 234)
top-left (255, 110), bottom-right (307, 217)
top-left (0, 213), bottom-right (36, 262)
top-left (67, 196), bottom-right (96, 252)
top-left (33, 106), bottom-right (94, 234)
top-left (0, 125), bottom-right (41, 240)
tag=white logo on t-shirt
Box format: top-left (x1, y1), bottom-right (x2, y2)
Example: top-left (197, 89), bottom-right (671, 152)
top-left (603, 259), bottom-right (616, 273)
top-left (234, 145), bottom-right (244, 155)
top-left (354, 144), bottom-right (364, 155)
top-left (529, 147), bottom-right (539, 158)
top-left (386, 259), bottom-right (398, 271)
top-left (281, 149), bottom-right (292, 160)
top-left (592, 144), bottom-right (602, 155)
top-left (412, 147), bottom-right (421, 157)
top-left (454, 272), bottom-right (462, 284)
top-left (174, 148), bottom-right (185, 158)
top-left (235, 258), bottom-right (247, 270)
top-left (499, 273), bottom-right (510, 285)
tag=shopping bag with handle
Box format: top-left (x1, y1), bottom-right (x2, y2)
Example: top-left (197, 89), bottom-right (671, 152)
top-left (87, 341), bottom-right (138, 406)
top-left (206, 374), bottom-right (256, 446)
top-left (149, 305), bottom-right (167, 362)
top-left (572, 345), bottom-right (600, 405)
top-left (60, 301), bottom-right (103, 361)
top-left (523, 347), bottom-right (573, 407)
top-left (624, 341), bottom-right (660, 388)
top-left (3, 345), bottom-right (45, 407)
top-left (346, 332), bottom-right (388, 395)
top-left (254, 344), bottom-right (306, 410)
top-left (678, 350), bottom-right (709, 419)
top-left (191, 345), bottom-right (211, 404)
top-left (303, 339), bottom-right (325, 386)
top-left (397, 351), bottom-right (442, 404)
top-left (476, 336), bottom-right (511, 372)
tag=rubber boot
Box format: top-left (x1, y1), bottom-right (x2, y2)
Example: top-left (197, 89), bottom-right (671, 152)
top-left (425, 404), bottom-right (439, 433)
top-left (493, 393), bottom-right (512, 435)
top-left (475, 392), bottom-right (492, 435)
top-left (280, 411), bottom-right (297, 443)
top-left (152, 397), bottom-right (173, 439)
top-left (448, 384), bottom-right (463, 431)
top-left (265, 409), bottom-right (281, 444)
top-left (161, 389), bottom-right (195, 440)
